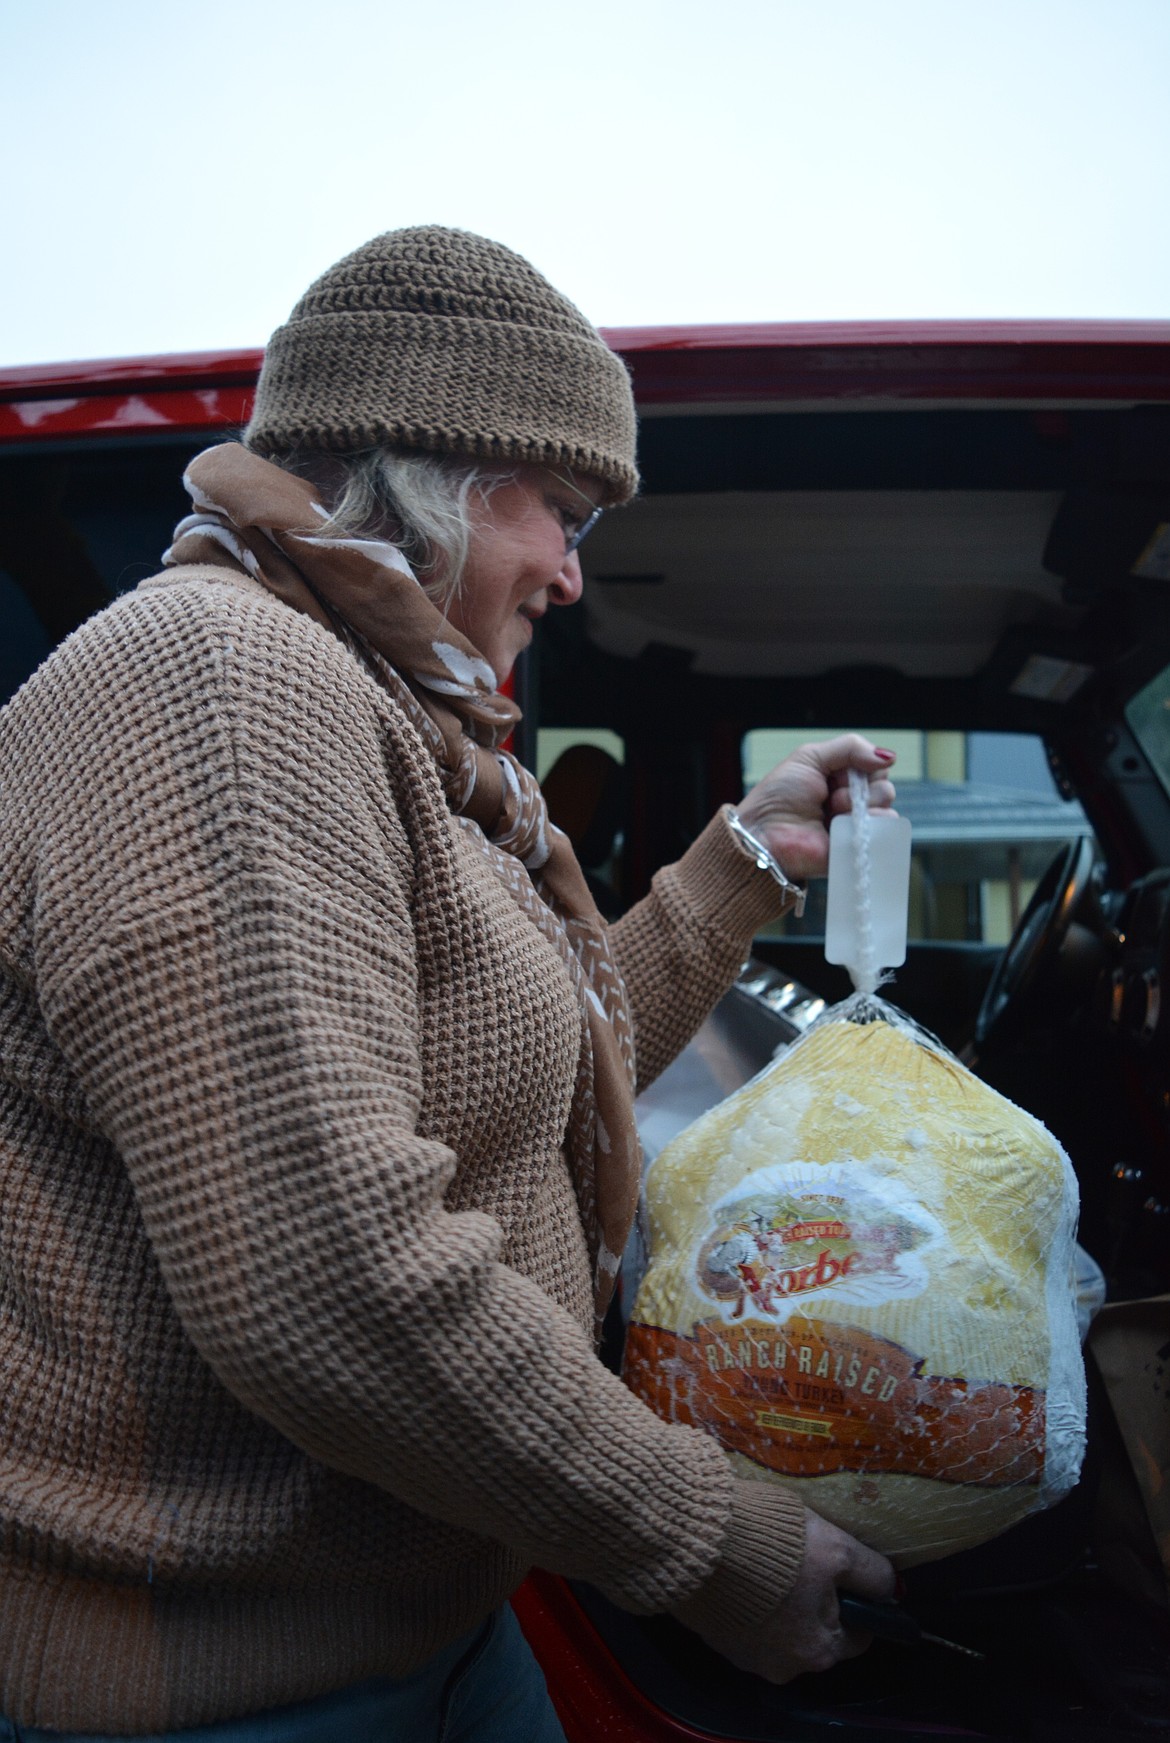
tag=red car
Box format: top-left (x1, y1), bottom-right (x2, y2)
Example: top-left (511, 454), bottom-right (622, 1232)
top-left (3, 323), bottom-right (1168, 1740)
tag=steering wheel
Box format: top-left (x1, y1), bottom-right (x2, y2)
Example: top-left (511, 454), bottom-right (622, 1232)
top-left (974, 836), bottom-right (1096, 1050)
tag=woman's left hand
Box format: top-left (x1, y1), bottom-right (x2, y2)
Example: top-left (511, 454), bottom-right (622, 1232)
top-left (737, 734), bottom-right (897, 884)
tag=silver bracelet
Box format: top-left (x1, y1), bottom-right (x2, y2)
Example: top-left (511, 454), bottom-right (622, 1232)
top-left (726, 809), bottom-right (807, 916)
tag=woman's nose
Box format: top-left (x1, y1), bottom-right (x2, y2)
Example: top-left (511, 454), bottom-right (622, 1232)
top-left (550, 551), bottom-right (584, 607)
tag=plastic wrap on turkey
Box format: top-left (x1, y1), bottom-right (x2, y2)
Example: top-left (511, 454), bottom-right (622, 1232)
top-left (622, 999), bottom-right (1086, 1565)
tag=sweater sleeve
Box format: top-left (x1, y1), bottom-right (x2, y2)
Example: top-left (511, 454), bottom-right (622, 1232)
top-left (609, 808), bottom-right (791, 1091)
top-left (28, 581), bottom-right (803, 1626)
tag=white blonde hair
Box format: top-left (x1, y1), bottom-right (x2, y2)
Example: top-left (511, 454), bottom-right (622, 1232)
top-left (275, 447), bottom-right (510, 607)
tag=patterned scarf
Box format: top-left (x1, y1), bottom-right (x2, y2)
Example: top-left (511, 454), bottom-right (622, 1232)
top-left (165, 443), bottom-right (640, 1321)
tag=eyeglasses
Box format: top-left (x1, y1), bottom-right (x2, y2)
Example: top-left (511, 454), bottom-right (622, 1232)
top-left (552, 470), bottom-right (604, 555)
top-left (565, 503), bottom-right (603, 554)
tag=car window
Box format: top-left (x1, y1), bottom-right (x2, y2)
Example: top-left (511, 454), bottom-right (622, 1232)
top-left (537, 728), bottom-right (624, 785)
top-left (537, 729), bottom-right (626, 916)
top-left (742, 728), bottom-right (1094, 947)
top-left (1125, 664), bottom-right (1170, 805)
top-left (0, 440), bottom-right (200, 710)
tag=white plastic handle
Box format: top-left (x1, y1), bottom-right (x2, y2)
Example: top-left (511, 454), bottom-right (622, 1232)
top-left (824, 768), bottom-right (912, 993)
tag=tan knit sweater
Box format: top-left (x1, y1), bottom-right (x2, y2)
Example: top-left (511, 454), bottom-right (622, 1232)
top-left (0, 566), bottom-right (805, 1731)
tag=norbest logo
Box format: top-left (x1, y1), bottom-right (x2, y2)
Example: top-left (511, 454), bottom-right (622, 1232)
top-left (694, 1159), bottom-right (945, 1321)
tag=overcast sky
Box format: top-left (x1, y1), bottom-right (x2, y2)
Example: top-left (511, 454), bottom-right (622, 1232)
top-left (2, 0), bottom-right (1168, 368)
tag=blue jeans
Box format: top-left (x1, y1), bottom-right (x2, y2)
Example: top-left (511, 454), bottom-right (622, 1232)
top-left (0, 1604), bottom-right (566, 1743)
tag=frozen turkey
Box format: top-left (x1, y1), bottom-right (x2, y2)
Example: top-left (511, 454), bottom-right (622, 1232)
top-left (623, 1006), bottom-right (1086, 1565)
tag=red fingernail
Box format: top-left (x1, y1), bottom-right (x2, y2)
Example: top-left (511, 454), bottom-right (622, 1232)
top-left (874, 748), bottom-right (895, 762)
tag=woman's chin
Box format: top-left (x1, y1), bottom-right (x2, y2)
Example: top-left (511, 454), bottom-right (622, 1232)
top-left (483, 647), bottom-right (514, 688)
top-left (492, 619), bottom-right (534, 686)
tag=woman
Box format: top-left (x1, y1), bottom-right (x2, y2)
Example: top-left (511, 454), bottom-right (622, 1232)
top-left (0, 227), bottom-right (896, 1739)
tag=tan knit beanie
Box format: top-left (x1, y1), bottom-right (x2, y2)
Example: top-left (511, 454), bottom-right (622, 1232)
top-left (245, 226), bottom-right (638, 505)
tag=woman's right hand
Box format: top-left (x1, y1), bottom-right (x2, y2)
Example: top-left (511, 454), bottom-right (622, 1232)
top-left (692, 1507), bottom-right (896, 1684)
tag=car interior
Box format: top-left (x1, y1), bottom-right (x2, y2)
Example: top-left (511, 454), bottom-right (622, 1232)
top-left (526, 398), bottom-right (1170, 1739)
top-left (2, 389), bottom-right (1169, 1739)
